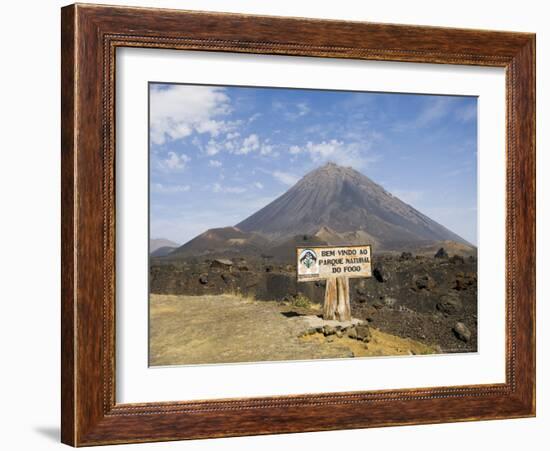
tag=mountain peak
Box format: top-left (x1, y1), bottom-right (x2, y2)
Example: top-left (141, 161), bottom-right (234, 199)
top-left (320, 161), bottom-right (340, 169)
top-left (235, 163), bottom-right (471, 250)
top-left (314, 161), bottom-right (353, 173)
top-left (297, 162), bottom-right (368, 190)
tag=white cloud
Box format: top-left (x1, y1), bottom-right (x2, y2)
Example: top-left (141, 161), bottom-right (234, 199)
top-left (289, 145), bottom-right (301, 154)
top-left (151, 183), bottom-right (190, 193)
top-left (195, 119), bottom-right (226, 136)
top-left (150, 85), bottom-right (232, 145)
top-left (205, 139), bottom-right (221, 156)
top-left (212, 183), bottom-right (246, 194)
top-left (289, 139), bottom-right (377, 169)
top-left (272, 171), bottom-right (299, 186)
top-left (202, 132), bottom-right (276, 158)
top-left (248, 113), bottom-right (262, 123)
top-left (208, 159), bottom-right (222, 168)
top-left (416, 98), bottom-right (451, 127)
top-left (226, 187), bottom-right (246, 194)
top-left (390, 97), bottom-right (478, 131)
top-left (236, 134), bottom-right (260, 155)
top-left (157, 152), bottom-right (190, 171)
top-left (296, 103), bottom-right (310, 117)
top-left (260, 144), bottom-right (274, 155)
top-left (254, 182), bottom-right (264, 189)
top-left (303, 140), bottom-right (344, 159)
top-left (274, 101), bottom-right (311, 120)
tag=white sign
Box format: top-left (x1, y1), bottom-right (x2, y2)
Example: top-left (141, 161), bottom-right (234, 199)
top-left (296, 245), bottom-right (372, 282)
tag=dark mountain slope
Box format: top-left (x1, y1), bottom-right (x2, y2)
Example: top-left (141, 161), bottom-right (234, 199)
top-left (236, 162), bottom-right (471, 251)
top-left (170, 226), bottom-right (269, 258)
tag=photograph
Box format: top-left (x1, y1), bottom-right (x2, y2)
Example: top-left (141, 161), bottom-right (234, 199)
top-left (148, 83), bottom-right (479, 366)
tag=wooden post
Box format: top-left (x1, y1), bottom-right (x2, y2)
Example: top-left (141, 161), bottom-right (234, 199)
top-left (323, 276), bottom-right (351, 321)
top-left (297, 245), bottom-right (371, 322)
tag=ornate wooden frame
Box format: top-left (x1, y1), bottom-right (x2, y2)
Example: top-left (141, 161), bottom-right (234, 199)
top-left (61, 3), bottom-right (536, 446)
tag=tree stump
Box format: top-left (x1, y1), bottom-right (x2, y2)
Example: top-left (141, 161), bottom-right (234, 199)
top-left (323, 276), bottom-right (351, 321)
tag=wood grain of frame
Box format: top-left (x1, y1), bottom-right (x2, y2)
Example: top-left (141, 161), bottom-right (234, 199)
top-left (61, 3), bottom-right (536, 446)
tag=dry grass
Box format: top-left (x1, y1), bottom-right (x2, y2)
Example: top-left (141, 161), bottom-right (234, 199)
top-left (149, 293), bottom-right (436, 366)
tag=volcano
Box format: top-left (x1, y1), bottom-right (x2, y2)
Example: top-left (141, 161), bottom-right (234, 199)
top-left (172, 163), bottom-right (474, 259)
top-left (236, 162), bottom-right (471, 251)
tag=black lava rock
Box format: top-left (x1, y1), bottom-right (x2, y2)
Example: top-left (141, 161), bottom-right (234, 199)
top-left (453, 322), bottom-right (471, 342)
top-left (400, 252), bottom-right (413, 260)
top-left (434, 248), bottom-right (449, 259)
top-left (373, 265), bottom-right (389, 283)
top-left (412, 274), bottom-right (436, 291)
top-left (449, 255), bottom-right (465, 264)
top-left (436, 294), bottom-right (463, 315)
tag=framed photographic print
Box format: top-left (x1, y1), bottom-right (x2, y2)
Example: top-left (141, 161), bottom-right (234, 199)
top-left (61, 3), bottom-right (536, 446)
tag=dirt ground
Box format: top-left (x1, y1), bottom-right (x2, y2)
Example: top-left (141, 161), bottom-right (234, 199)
top-left (150, 254), bottom-right (478, 354)
top-left (149, 294), bottom-right (436, 366)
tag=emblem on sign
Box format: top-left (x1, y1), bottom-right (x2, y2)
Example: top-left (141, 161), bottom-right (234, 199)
top-left (298, 249), bottom-right (319, 277)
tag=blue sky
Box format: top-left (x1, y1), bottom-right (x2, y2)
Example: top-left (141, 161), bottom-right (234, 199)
top-left (149, 83), bottom-right (478, 245)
